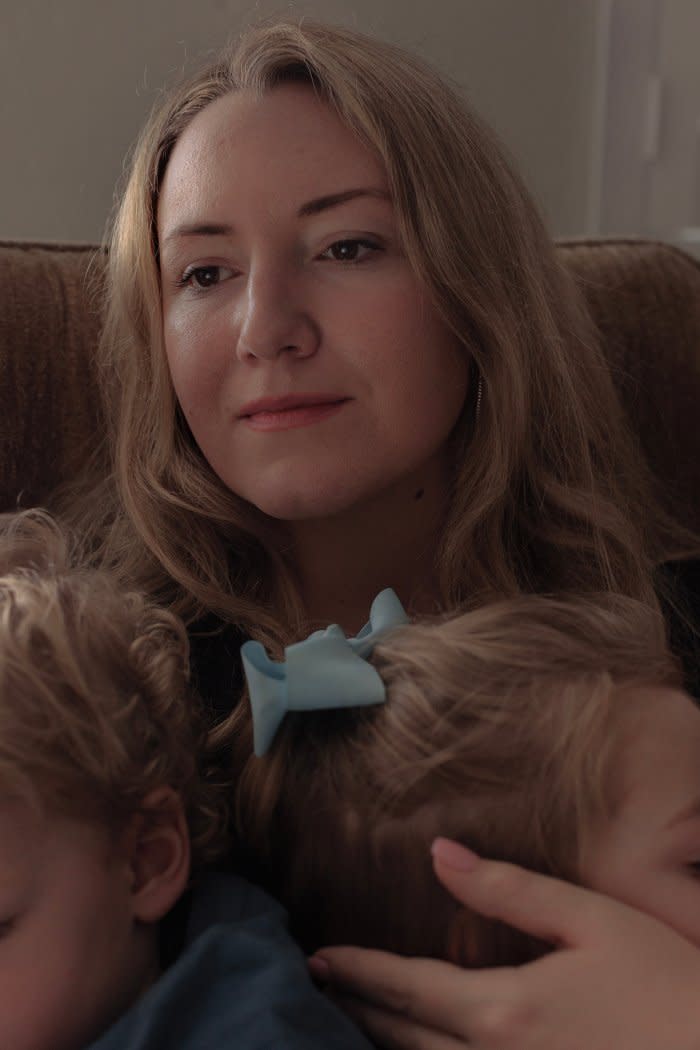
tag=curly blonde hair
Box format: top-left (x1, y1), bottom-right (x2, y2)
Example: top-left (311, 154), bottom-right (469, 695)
top-left (232, 593), bottom-right (680, 964)
top-left (0, 510), bottom-right (229, 868)
top-left (68, 18), bottom-right (688, 656)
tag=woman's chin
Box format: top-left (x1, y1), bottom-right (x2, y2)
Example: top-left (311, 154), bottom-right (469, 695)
top-left (244, 482), bottom-right (369, 524)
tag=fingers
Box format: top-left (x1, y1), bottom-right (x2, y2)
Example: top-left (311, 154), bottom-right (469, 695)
top-left (310, 945), bottom-right (516, 1040)
top-left (431, 839), bottom-right (612, 947)
top-left (330, 992), bottom-right (467, 1050)
top-left (311, 947), bottom-right (465, 1021)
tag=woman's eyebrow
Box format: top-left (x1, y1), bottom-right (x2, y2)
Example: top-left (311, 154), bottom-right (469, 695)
top-left (297, 187), bottom-right (390, 217)
top-left (161, 187), bottom-right (391, 247)
top-left (161, 222), bottom-right (233, 247)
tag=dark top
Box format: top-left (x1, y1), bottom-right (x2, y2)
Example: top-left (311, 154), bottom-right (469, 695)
top-left (660, 558), bottom-right (700, 700)
top-left (189, 615), bottom-right (248, 725)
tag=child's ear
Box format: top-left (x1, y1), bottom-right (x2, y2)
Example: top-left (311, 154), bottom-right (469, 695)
top-left (124, 786), bottom-right (191, 924)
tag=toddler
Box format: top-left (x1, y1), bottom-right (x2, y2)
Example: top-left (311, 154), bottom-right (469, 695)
top-left (0, 510), bottom-right (370, 1050)
top-left (235, 588), bottom-right (700, 964)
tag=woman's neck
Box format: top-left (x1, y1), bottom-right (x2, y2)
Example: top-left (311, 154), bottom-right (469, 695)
top-left (289, 463), bottom-right (451, 633)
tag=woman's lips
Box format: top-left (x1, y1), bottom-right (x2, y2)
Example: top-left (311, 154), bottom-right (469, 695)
top-left (239, 396), bottom-right (350, 432)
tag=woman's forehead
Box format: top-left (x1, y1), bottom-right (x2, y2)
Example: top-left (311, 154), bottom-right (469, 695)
top-left (157, 84), bottom-right (389, 236)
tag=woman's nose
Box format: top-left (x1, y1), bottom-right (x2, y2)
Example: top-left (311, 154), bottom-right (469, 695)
top-left (235, 265), bottom-right (319, 362)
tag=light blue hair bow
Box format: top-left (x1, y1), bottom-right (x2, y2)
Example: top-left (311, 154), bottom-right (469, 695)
top-left (241, 588), bottom-right (409, 756)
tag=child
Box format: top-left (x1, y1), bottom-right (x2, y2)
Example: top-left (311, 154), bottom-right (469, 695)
top-left (0, 510), bottom-right (370, 1050)
top-left (234, 588), bottom-right (700, 965)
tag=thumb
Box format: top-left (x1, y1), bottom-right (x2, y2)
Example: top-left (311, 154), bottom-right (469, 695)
top-left (431, 838), bottom-right (612, 949)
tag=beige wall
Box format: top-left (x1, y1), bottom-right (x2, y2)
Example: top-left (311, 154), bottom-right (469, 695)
top-left (0, 0), bottom-right (600, 242)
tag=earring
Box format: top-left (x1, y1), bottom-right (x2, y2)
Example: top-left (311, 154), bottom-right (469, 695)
top-left (475, 374), bottom-right (483, 422)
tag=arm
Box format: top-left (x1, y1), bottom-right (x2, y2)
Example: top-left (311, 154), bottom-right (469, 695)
top-left (310, 839), bottom-right (700, 1050)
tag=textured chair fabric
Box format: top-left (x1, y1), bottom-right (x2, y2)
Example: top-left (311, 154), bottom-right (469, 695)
top-left (559, 240), bottom-right (700, 530)
top-left (0, 241), bottom-right (105, 509)
top-left (0, 238), bottom-right (699, 528)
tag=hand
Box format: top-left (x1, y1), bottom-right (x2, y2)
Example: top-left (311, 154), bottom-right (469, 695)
top-left (309, 839), bottom-right (700, 1049)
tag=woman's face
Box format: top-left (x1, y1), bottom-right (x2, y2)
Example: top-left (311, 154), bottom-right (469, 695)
top-left (157, 83), bottom-right (468, 521)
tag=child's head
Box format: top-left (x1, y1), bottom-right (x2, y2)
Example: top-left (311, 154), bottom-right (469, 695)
top-left (579, 679), bottom-right (700, 949)
top-left (234, 593), bottom-right (692, 964)
top-left (0, 510), bottom-right (227, 1050)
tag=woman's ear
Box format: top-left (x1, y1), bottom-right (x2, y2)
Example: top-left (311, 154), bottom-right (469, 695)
top-left (124, 786), bottom-right (191, 924)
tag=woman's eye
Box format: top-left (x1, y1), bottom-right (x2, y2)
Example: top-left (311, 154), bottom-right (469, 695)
top-left (321, 239), bottom-right (381, 263)
top-left (178, 265), bottom-right (234, 291)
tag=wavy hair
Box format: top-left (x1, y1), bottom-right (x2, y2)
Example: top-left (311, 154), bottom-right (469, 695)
top-left (73, 19), bottom-right (688, 654)
top-left (0, 510), bottom-right (229, 868)
top-left (231, 594), bottom-right (681, 963)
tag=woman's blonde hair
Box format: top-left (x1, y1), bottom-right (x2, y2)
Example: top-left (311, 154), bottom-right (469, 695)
top-left (0, 510), bottom-right (229, 867)
top-left (232, 594), bottom-right (680, 964)
top-left (73, 18), bottom-right (685, 652)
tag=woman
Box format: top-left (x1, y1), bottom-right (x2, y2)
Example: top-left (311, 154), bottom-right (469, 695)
top-left (70, 18), bottom-right (700, 1048)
